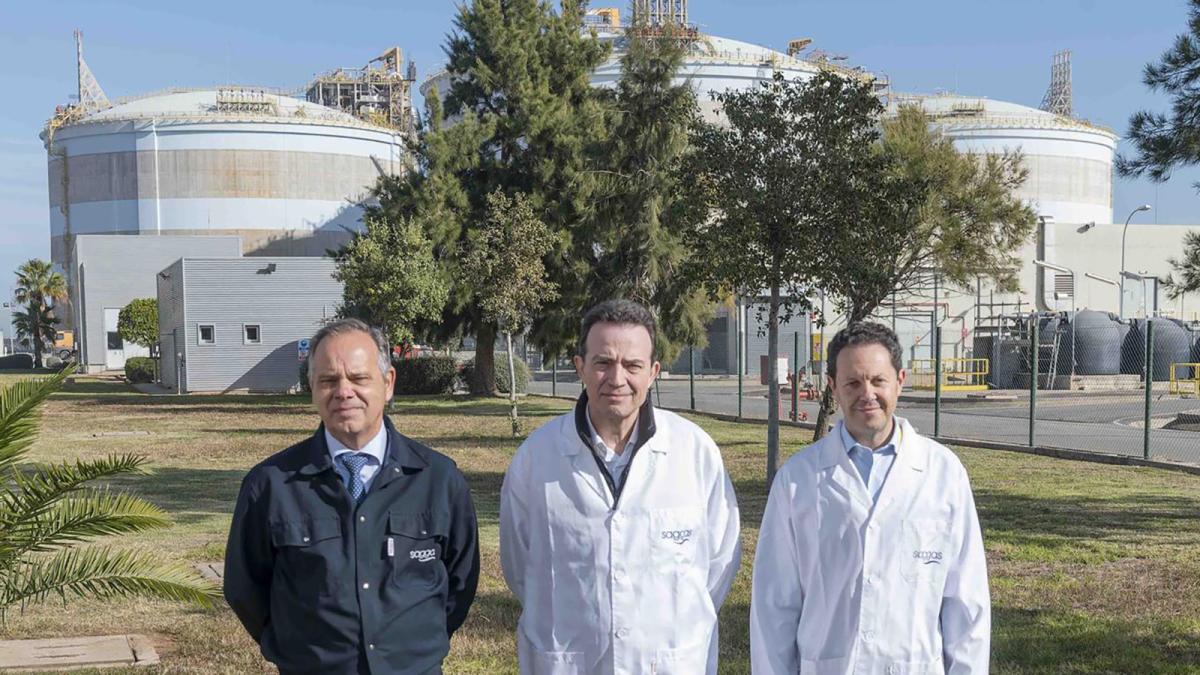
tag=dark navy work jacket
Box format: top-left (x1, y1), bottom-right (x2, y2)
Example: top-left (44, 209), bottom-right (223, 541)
top-left (224, 417), bottom-right (480, 674)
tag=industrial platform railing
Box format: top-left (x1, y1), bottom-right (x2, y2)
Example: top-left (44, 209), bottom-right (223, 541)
top-left (909, 358), bottom-right (990, 392)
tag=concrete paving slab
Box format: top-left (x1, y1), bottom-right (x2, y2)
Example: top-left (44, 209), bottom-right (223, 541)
top-left (0, 634), bottom-right (159, 672)
top-left (195, 561), bottom-right (224, 585)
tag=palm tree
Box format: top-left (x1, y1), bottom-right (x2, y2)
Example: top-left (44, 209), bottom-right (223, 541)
top-left (13, 260), bottom-right (67, 369)
top-left (0, 369), bottom-right (219, 619)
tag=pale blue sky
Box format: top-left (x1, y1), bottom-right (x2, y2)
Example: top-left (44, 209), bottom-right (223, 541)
top-left (1, 0), bottom-right (1197, 337)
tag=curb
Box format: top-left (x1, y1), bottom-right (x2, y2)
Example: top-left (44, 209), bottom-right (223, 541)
top-left (531, 394), bottom-right (1200, 477)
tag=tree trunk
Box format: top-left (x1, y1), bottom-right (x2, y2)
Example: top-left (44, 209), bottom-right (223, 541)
top-left (811, 384), bottom-right (836, 441)
top-left (505, 330), bottom-right (519, 436)
top-left (31, 303), bottom-right (43, 370)
top-left (473, 322), bottom-right (498, 396)
top-left (766, 285), bottom-right (781, 486)
top-left (812, 305), bottom-right (871, 441)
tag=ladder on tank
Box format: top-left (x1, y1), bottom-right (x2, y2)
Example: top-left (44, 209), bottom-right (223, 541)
top-left (1007, 314), bottom-right (1063, 390)
top-left (1041, 323), bottom-right (1062, 389)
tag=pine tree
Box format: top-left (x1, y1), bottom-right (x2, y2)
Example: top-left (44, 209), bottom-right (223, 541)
top-left (1117, 0), bottom-right (1200, 189)
top-left (554, 17), bottom-right (710, 365)
top-left (421, 0), bottom-right (609, 392)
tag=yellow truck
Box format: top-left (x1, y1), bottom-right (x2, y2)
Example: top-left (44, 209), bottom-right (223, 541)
top-left (54, 330), bottom-right (75, 358)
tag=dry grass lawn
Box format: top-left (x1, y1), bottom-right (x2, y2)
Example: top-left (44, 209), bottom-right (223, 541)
top-left (1, 376), bottom-right (1199, 673)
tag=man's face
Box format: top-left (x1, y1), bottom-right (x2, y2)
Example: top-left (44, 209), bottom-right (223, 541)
top-left (828, 343), bottom-right (905, 444)
top-left (310, 331), bottom-right (396, 446)
top-left (573, 322), bottom-right (661, 425)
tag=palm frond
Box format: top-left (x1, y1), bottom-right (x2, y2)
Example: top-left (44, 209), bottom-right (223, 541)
top-left (0, 489), bottom-right (171, 566)
top-left (0, 545), bottom-right (220, 610)
top-left (0, 454), bottom-right (151, 535)
top-left (0, 369), bottom-right (73, 470)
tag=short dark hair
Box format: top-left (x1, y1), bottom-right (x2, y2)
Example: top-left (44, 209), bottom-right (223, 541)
top-left (577, 299), bottom-right (657, 360)
top-left (826, 321), bottom-right (903, 381)
top-left (307, 318), bottom-right (391, 383)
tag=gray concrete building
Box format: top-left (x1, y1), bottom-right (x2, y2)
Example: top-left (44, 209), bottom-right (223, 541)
top-left (74, 234), bottom-right (242, 372)
top-left (157, 257), bottom-right (342, 393)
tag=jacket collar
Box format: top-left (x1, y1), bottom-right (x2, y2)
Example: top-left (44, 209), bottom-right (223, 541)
top-left (298, 416), bottom-right (428, 476)
top-left (568, 390), bottom-right (658, 456)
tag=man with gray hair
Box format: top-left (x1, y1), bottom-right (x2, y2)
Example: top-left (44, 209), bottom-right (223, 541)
top-left (500, 299), bottom-right (741, 674)
top-left (225, 318), bottom-right (480, 674)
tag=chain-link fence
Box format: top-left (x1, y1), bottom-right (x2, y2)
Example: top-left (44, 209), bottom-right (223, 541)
top-left (528, 313), bottom-right (1200, 466)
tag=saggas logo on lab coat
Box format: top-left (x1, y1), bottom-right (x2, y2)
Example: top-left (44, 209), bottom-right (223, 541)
top-left (913, 549), bottom-right (943, 564)
top-left (661, 529), bottom-right (693, 545)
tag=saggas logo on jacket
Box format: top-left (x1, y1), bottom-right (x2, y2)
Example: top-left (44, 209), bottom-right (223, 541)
top-left (410, 548), bottom-right (437, 563)
top-left (913, 549), bottom-right (943, 564)
top-left (661, 529), bottom-right (693, 545)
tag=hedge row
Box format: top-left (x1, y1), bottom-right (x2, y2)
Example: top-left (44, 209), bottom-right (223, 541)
top-left (125, 357), bottom-right (156, 384)
top-left (393, 356), bottom-right (459, 395)
top-left (0, 354), bottom-right (34, 370)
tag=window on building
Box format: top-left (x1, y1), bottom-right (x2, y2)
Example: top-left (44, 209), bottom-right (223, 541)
top-left (107, 331), bottom-right (123, 350)
top-left (198, 324), bottom-right (215, 345)
top-left (244, 324), bottom-right (261, 344)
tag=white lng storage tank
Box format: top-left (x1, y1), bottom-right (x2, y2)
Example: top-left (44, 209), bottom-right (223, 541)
top-left (42, 87), bottom-right (404, 267)
top-left (887, 93), bottom-right (1118, 225)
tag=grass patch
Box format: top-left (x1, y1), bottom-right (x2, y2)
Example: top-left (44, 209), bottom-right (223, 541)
top-left (1, 379), bottom-right (1198, 672)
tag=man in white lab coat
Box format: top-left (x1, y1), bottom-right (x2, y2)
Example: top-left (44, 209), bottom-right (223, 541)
top-left (501, 299), bottom-right (742, 675)
top-left (751, 322), bottom-right (990, 675)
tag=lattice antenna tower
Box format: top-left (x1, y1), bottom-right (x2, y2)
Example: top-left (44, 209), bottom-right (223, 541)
top-left (633, 0), bottom-right (688, 26)
top-left (75, 29), bottom-right (111, 114)
top-left (1039, 49), bottom-right (1072, 118)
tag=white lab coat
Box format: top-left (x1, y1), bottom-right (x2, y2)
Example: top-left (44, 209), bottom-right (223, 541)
top-left (501, 403), bottom-right (741, 675)
top-left (750, 417), bottom-right (990, 675)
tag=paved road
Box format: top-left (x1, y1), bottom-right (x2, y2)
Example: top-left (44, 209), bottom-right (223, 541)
top-left (529, 376), bottom-right (1200, 466)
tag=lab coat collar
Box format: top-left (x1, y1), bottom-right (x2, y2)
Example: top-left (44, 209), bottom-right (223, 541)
top-left (872, 417), bottom-right (929, 510)
top-left (819, 417), bottom-right (927, 512)
top-left (568, 391), bottom-right (658, 456)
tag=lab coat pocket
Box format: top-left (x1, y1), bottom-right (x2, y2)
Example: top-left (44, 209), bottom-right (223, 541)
top-left (387, 511), bottom-right (445, 590)
top-left (270, 516), bottom-right (342, 596)
top-left (532, 650), bottom-right (585, 675)
top-left (902, 518), bottom-right (951, 588)
top-left (649, 507), bottom-right (702, 572)
top-left (651, 642), bottom-right (707, 674)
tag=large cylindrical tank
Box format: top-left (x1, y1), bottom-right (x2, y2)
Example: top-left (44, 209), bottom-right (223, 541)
top-left (41, 88), bottom-right (403, 331)
top-left (422, 28), bottom-right (882, 126)
top-left (1072, 310), bottom-right (1121, 375)
top-left (1124, 319), bottom-right (1192, 381)
top-left (886, 95), bottom-right (1117, 226)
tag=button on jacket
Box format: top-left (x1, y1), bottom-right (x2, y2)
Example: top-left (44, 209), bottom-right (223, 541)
top-left (750, 418), bottom-right (990, 675)
top-left (224, 417), bottom-right (480, 675)
top-left (500, 394), bottom-right (742, 675)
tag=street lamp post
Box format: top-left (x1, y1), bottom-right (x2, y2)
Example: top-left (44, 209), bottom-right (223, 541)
top-left (1034, 259), bottom-right (1077, 377)
top-left (1120, 205), bottom-right (1153, 318)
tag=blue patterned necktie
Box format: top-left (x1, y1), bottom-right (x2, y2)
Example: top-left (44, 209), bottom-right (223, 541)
top-left (337, 452), bottom-right (370, 505)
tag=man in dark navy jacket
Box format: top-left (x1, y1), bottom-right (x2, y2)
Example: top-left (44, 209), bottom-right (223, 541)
top-left (225, 318), bottom-right (479, 675)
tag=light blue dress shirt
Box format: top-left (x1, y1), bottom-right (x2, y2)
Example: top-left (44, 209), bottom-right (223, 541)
top-left (326, 423), bottom-right (388, 494)
top-left (839, 418), bottom-right (900, 503)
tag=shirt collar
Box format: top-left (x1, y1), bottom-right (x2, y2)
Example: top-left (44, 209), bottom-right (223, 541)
top-left (325, 423), bottom-right (388, 466)
top-left (839, 417), bottom-right (901, 456)
top-left (585, 405), bottom-right (638, 455)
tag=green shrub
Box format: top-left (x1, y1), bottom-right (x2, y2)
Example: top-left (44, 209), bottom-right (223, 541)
top-left (462, 352), bottom-right (530, 394)
top-left (0, 354), bottom-right (34, 370)
top-left (125, 357), bottom-right (156, 384)
top-left (393, 356), bottom-right (459, 395)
